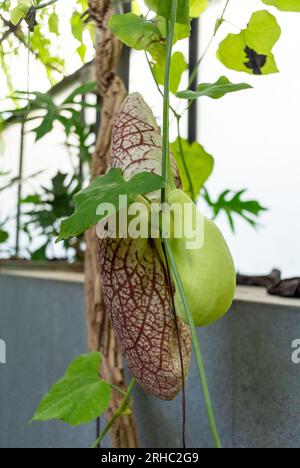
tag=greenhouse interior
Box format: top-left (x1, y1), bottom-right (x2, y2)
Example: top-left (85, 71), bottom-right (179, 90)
top-left (0, 0), bottom-right (300, 451)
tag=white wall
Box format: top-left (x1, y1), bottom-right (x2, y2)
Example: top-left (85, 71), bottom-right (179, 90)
top-left (130, 0), bottom-right (300, 278)
top-left (197, 0), bottom-right (300, 277)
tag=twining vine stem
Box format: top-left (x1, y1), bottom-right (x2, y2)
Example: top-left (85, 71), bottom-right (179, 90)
top-left (175, 115), bottom-right (194, 200)
top-left (34, 0), bottom-right (59, 10)
top-left (91, 379), bottom-right (136, 449)
top-left (146, 0), bottom-right (232, 202)
top-left (160, 1), bottom-right (222, 449)
top-left (188, 0), bottom-right (231, 87)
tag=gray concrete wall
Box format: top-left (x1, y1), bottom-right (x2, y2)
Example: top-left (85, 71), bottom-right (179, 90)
top-left (1, 274), bottom-right (300, 448)
top-left (0, 274), bottom-right (95, 448)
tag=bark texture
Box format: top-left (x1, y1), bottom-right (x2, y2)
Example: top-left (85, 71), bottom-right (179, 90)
top-left (85, 0), bottom-right (139, 448)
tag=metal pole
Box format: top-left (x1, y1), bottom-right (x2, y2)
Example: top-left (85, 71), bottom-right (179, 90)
top-left (188, 18), bottom-right (199, 143)
top-left (117, 1), bottom-right (131, 91)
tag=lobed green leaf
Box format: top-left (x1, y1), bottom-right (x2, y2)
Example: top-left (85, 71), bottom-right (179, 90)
top-left (57, 168), bottom-right (164, 242)
top-left (177, 76), bottom-right (252, 100)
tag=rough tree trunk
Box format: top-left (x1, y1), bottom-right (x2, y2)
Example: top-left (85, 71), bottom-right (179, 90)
top-left (85, 0), bottom-right (139, 448)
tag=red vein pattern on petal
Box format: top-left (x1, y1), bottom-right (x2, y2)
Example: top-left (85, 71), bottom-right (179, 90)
top-left (99, 93), bottom-right (191, 400)
top-left (99, 237), bottom-right (191, 400)
top-left (111, 92), bottom-right (180, 195)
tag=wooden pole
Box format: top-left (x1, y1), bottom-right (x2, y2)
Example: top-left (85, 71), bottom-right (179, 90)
top-left (85, 0), bottom-right (139, 448)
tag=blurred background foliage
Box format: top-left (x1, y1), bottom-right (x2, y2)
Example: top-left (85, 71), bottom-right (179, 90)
top-left (0, 0), bottom-right (278, 263)
top-left (0, 0), bottom-right (94, 102)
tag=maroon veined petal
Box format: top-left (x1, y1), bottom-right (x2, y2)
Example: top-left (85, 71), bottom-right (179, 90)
top-left (99, 237), bottom-right (191, 400)
top-left (111, 92), bottom-right (181, 195)
top-left (98, 93), bottom-right (191, 400)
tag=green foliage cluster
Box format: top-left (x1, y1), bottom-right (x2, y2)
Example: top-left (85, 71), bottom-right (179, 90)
top-left (109, 0), bottom-right (290, 230)
top-left (0, 0), bottom-right (94, 98)
top-left (21, 172), bottom-right (84, 261)
top-left (0, 83), bottom-right (97, 260)
top-left (58, 168), bottom-right (164, 242)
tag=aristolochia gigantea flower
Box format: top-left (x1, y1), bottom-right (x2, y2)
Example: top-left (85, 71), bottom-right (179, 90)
top-left (99, 93), bottom-right (236, 400)
top-left (99, 93), bottom-right (191, 400)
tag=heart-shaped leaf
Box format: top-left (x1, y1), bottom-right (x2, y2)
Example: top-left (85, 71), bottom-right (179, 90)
top-left (170, 138), bottom-right (214, 201)
top-left (217, 10), bottom-right (281, 75)
top-left (57, 168), bottom-right (164, 242)
top-left (0, 230), bottom-right (9, 244)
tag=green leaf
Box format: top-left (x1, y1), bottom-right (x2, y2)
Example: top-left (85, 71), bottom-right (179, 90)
top-left (77, 44), bottom-right (87, 62)
top-left (203, 188), bottom-right (267, 232)
top-left (31, 242), bottom-right (49, 261)
top-left (63, 82), bottom-right (96, 104)
top-left (57, 168), bottom-right (164, 242)
top-left (170, 138), bottom-right (214, 201)
top-left (177, 76), bottom-right (252, 100)
top-left (34, 107), bottom-right (57, 141)
top-left (30, 25), bottom-right (64, 74)
top-left (217, 10), bottom-right (281, 75)
top-left (71, 11), bottom-right (84, 42)
top-left (10, 0), bottom-right (31, 25)
top-left (32, 353), bottom-right (112, 426)
top-left (153, 51), bottom-right (188, 95)
top-left (145, 0), bottom-right (190, 25)
top-left (190, 0), bottom-right (208, 18)
top-left (49, 12), bottom-right (59, 35)
top-left (109, 13), bottom-right (162, 51)
top-left (0, 229), bottom-right (9, 244)
top-left (155, 15), bottom-right (190, 42)
top-left (261, 0), bottom-right (300, 11)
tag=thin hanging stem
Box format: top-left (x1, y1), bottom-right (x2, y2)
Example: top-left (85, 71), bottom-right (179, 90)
top-left (144, 51), bottom-right (179, 118)
top-left (162, 241), bottom-right (187, 448)
top-left (160, 1), bottom-right (221, 449)
top-left (91, 379), bottom-right (136, 449)
top-left (161, 0), bottom-right (178, 205)
top-left (16, 29), bottom-right (31, 256)
top-left (163, 239), bottom-right (222, 449)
